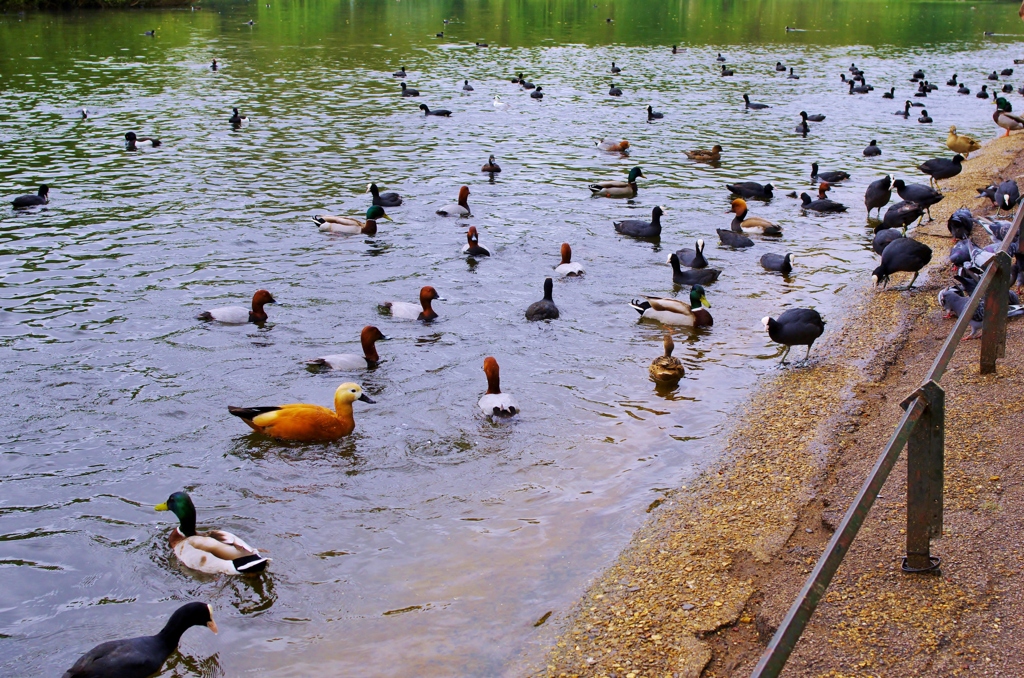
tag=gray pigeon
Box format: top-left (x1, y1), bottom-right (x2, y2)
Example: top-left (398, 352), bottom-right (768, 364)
top-left (938, 287), bottom-right (1024, 339)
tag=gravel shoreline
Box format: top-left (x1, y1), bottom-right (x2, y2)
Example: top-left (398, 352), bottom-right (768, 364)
top-left (541, 131), bottom-right (1024, 678)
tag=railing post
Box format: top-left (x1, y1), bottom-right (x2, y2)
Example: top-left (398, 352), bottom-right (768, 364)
top-left (981, 251), bottom-right (1012, 374)
top-left (901, 381), bottom-right (944, 573)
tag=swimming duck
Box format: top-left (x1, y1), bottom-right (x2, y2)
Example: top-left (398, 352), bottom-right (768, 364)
top-left (743, 93), bottom-right (770, 110)
top-left (800, 192), bottom-right (848, 213)
top-left (668, 253), bottom-right (721, 285)
top-left (945, 73), bottom-right (957, 87)
top-left (893, 180), bottom-right (944, 220)
top-left (400, 82), bottom-right (419, 97)
top-left (481, 155), bottom-right (501, 173)
top-left (493, 95), bottom-right (510, 111)
top-left (864, 174), bottom-right (895, 216)
top-left (716, 228), bottom-right (754, 248)
top-left (675, 239), bottom-right (708, 268)
top-left (977, 85), bottom-right (990, 99)
top-left (418, 103), bottom-right (452, 117)
top-left (864, 140), bottom-right (882, 157)
top-left (848, 80), bottom-right (870, 94)
top-left (630, 285), bottom-right (712, 327)
top-left (436, 186), bottom-right (471, 216)
top-left (994, 97), bottom-right (1024, 136)
top-left (720, 65), bottom-right (734, 76)
top-left (649, 334), bottom-right (685, 384)
top-left (716, 52), bottom-right (726, 62)
top-left (229, 108), bottom-right (249, 126)
top-left (882, 87), bottom-right (895, 99)
top-left (881, 201), bottom-right (925, 232)
top-left (555, 243), bottom-right (584, 276)
top-left (994, 180), bottom-right (1021, 215)
top-left (788, 67), bottom-right (800, 80)
top-left (62, 603), bottom-right (217, 678)
top-left (11, 184), bottom-right (49, 208)
top-left (614, 205), bottom-right (664, 238)
top-left (380, 286), bottom-right (443, 320)
top-left (478, 356), bottom-right (519, 417)
top-left (760, 253), bottom-right (794, 273)
top-left (611, 61), bottom-right (621, 73)
top-left (918, 110), bottom-right (932, 124)
top-left (367, 182), bottom-right (403, 207)
top-left (590, 166), bottom-right (644, 197)
top-left (210, 59), bottom-right (218, 71)
top-left (312, 205), bottom-right (390, 235)
top-left (608, 83), bottom-right (623, 96)
top-left (895, 100), bottom-right (911, 117)
top-left (462, 226), bottom-right (490, 256)
top-left (229, 382), bottom-right (374, 442)
top-left (198, 289), bottom-right (275, 324)
top-left (674, 46), bottom-right (682, 54)
top-left (811, 162), bottom-right (849, 183)
top-left (729, 198), bottom-right (782, 235)
top-left (726, 181), bottom-right (774, 200)
top-left (685, 144), bottom-right (722, 162)
top-left (802, 111), bottom-right (826, 122)
top-left (762, 309), bottom-right (825, 364)
top-left (872, 237), bottom-right (932, 290)
top-left (647, 104), bottom-right (664, 120)
top-left (596, 138), bottom-right (630, 152)
top-left (307, 325), bottom-right (387, 370)
top-left (462, 79), bottom-right (474, 91)
top-left (918, 155), bottom-right (963, 187)
top-left (124, 131), bottom-right (161, 150)
top-left (525, 278), bottom-right (559, 320)
top-left (531, 87), bottom-right (544, 99)
top-left (155, 491), bottom-right (269, 574)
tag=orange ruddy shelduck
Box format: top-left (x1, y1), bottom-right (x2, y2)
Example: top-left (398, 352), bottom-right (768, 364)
top-left (478, 357), bottom-right (520, 417)
top-left (228, 382), bottom-right (374, 442)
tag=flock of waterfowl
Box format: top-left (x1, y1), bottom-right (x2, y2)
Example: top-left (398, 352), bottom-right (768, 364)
top-left (7, 24), bottom-right (1024, 678)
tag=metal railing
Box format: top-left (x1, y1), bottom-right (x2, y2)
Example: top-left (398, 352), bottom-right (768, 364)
top-left (749, 205), bottom-right (1022, 677)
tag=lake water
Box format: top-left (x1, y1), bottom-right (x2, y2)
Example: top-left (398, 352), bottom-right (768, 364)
top-left (1, 0), bottom-right (1021, 675)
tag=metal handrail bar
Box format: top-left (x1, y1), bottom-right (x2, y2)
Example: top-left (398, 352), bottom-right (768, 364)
top-left (749, 203), bottom-right (1021, 678)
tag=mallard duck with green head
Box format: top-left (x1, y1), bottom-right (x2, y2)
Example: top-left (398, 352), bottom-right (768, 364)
top-left (629, 285), bottom-right (712, 326)
top-left (155, 491), bottom-right (270, 575)
top-left (589, 166), bottom-right (644, 197)
top-left (312, 205), bottom-right (390, 234)
top-left (994, 97), bottom-right (1024, 136)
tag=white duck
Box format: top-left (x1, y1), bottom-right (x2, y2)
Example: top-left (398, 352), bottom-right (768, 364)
top-left (493, 95), bottom-right (510, 111)
top-left (478, 356), bottom-right (519, 417)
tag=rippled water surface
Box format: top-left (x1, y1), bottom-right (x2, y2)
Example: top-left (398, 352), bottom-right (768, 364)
top-left (2, 0), bottom-right (1022, 675)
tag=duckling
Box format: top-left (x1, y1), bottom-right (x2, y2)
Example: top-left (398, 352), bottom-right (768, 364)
top-left (400, 82), bottom-right (419, 97)
top-left (312, 205), bottom-right (390, 235)
top-left (596, 138), bottom-right (630, 152)
top-left (608, 83), bottom-right (623, 96)
top-left (11, 184), bottom-right (49, 208)
top-left (811, 162), bottom-right (849, 183)
top-left (977, 85), bottom-right (990, 99)
top-left (647, 104), bottom-right (664, 120)
top-left (555, 242), bottom-right (584, 276)
top-left (367, 182), bottom-right (403, 207)
top-left (525, 278), bottom-right (559, 320)
top-left (124, 131), bottom-right (161, 150)
top-left (762, 309), bottom-right (825, 364)
top-left (307, 325), bottom-right (388, 370)
top-left (229, 108), bottom-right (249, 126)
top-left (380, 286), bottom-right (444, 320)
top-left (648, 334), bottom-right (685, 384)
top-left (590, 166), bottom-right (644, 197)
top-left (614, 205), bottom-right (665, 238)
top-left (743, 93), bottom-right (770, 110)
top-left (478, 357), bottom-right (519, 417)
top-left (882, 86), bottom-right (895, 99)
top-left (462, 79), bottom-right (474, 91)
top-left (531, 86), bottom-right (544, 99)
top-left (155, 492), bottom-right (269, 574)
top-left (729, 198), bottom-right (782, 235)
top-left (393, 66), bottom-right (406, 78)
top-left (229, 382), bottom-right (375, 441)
top-left (462, 226), bottom-right (490, 256)
top-left (918, 110), bottom-right (933, 124)
top-left (685, 144), bottom-right (722, 162)
top-left (668, 253), bottom-right (721, 285)
top-left (198, 289), bottom-right (275, 324)
top-left (994, 97), bottom-right (1024, 136)
top-left (481, 154), bottom-right (501, 173)
top-left (863, 140), bottom-right (882, 157)
top-left (62, 603), bottom-right (217, 678)
top-left (419, 103), bottom-right (452, 117)
top-left (436, 186), bottom-right (471, 216)
top-left (630, 285), bottom-right (713, 327)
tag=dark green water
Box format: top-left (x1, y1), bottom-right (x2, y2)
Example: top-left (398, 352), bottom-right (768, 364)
top-left (1, 1), bottom-right (1022, 676)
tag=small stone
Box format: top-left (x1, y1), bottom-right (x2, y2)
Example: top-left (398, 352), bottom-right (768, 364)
top-left (805, 528), bottom-right (813, 533)
top-left (682, 603), bottom-right (695, 610)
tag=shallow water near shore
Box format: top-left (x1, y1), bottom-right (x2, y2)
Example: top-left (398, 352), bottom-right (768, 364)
top-left (1, 0), bottom-right (1022, 675)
